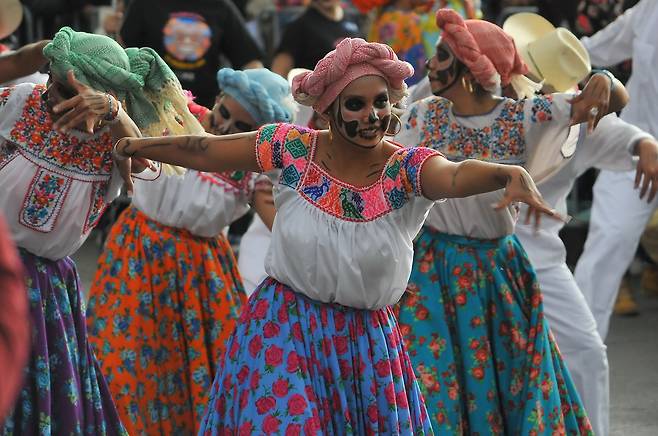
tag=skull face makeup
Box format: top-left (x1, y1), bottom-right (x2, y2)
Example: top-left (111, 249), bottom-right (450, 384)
top-left (209, 94), bottom-right (256, 135)
top-left (330, 75), bottom-right (392, 149)
top-left (426, 40), bottom-right (463, 96)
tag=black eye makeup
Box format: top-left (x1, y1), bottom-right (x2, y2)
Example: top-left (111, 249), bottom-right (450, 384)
top-left (374, 93), bottom-right (389, 109)
top-left (344, 97), bottom-right (365, 112)
top-left (218, 104), bottom-right (231, 120)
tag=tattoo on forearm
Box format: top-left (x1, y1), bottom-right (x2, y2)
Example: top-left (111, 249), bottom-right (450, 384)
top-left (518, 173), bottom-right (532, 192)
top-left (174, 137), bottom-right (210, 153)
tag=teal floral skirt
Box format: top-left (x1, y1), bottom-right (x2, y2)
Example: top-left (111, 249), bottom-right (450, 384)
top-left (396, 228), bottom-right (593, 435)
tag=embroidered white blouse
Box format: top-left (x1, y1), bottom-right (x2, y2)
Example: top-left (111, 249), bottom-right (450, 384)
top-left (256, 123), bottom-right (440, 309)
top-left (132, 165), bottom-right (255, 238)
top-left (395, 94), bottom-right (575, 239)
top-left (0, 83), bottom-right (122, 260)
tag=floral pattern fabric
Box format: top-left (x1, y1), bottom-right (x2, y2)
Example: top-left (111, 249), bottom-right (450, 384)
top-left (256, 123), bottom-right (439, 221)
top-left (368, 9), bottom-right (428, 86)
top-left (403, 97), bottom-right (527, 164)
top-left (9, 85), bottom-right (113, 177)
top-left (396, 228), bottom-right (593, 435)
top-left (199, 278), bottom-right (434, 435)
top-left (86, 207), bottom-right (246, 435)
top-left (1, 250), bottom-right (126, 436)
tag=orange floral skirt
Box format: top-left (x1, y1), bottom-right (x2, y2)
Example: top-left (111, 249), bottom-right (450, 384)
top-left (86, 206), bottom-right (246, 435)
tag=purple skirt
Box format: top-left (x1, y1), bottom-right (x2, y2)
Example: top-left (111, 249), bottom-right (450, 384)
top-left (199, 277), bottom-right (433, 435)
top-left (0, 250), bottom-right (126, 435)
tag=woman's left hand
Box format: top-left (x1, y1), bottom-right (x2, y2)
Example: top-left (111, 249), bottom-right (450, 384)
top-left (568, 73), bottom-right (612, 133)
top-left (52, 70), bottom-right (115, 134)
top-left (494, 166), bottom-right (566, 230)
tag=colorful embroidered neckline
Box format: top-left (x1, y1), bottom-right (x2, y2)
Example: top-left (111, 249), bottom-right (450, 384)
top-left (258, 124), bottom-right (435, 222)
top-left (8, 85), bottom-right (114, 177)
top-left (412, 97), bottom-right (526, 163)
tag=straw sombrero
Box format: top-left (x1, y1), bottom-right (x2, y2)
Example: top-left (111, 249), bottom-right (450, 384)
top-left (503, 12), bottom-right (591, 92)
top-left (0, 0), bottom-right (23, 40)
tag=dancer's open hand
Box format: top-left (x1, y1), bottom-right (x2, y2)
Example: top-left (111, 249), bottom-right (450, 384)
top-left (569, 73), bottom-right (612, 133)
top-left (493, 166), bottom-right (567, 230)
top-left (52, 70), bottom-right (117, 134)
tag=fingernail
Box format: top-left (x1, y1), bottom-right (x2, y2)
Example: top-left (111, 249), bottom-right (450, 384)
top-left (126, 190), bottom-right (133, 198)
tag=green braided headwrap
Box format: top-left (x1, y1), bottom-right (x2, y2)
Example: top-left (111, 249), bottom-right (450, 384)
top-left (43, 26), bottom-right (204, 137)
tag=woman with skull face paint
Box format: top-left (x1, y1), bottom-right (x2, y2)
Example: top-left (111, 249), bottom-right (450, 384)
top-left (112, 37), bottom-right (560, 434)
top-left (391, 9), bottom-right (629, 434)
top-left (85, 68), bottom-right (294, 435)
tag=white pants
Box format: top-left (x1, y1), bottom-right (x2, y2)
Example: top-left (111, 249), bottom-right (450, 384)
top-left (535, 262), bottom-right (609, 436)
top-left (574, 169), bottom-right (658, 339)
top-left (237, 215), bottom-right (271, 296)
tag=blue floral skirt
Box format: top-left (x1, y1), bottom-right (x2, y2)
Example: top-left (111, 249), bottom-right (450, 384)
top-left (199, 277), bottom-right (433, 435)
top-left (1, 250), bottom-right (126, 435)
top-left (396, 228), bottom-right (593, 435)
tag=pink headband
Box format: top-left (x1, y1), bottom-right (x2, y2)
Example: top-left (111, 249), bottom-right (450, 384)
top-left (435, 9), bottom-right (528, 88)
top-left (292, 38), bottom-right (414, 113)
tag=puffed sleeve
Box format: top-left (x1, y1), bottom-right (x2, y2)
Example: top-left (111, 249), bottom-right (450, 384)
top-left (255, 123), bottom-right (314, 190)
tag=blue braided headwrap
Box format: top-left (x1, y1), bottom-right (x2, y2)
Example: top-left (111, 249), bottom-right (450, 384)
top-left (217, 68), bottom-right (294, 125)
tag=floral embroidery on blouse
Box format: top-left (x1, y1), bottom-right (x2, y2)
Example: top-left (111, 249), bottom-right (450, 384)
top-left (531, 94), bottom-right (554, 123)
top-left (9, 85), bottom-right (114, 177)
top-left (197, 170), bottom-right (255, 196)
top-left (0, 86), bottom-right (12, 107)
top-left (83, 180), bottom-right (110, 234)
top-left (20, 169), bottom-right (71, 232)
top-left (406, 97), bottom-right (526, 164)
top-left (3, 84), bottom-right (116, 235)
top-left (256, 123), bottom-right (439, 222)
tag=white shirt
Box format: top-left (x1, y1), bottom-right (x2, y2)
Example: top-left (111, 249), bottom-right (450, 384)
top-left (132, 165), bottom-right (254, 237)
top-left (581, 0), bottom-right (658, 137)
top-left (257, 123), bottom-right (439, 310)
top-left (395, 94), bottom-right (574, 239)
top-left (0, 83), bottom-right (121, 260)
top-left (516, 113), bottom-right (652, 268)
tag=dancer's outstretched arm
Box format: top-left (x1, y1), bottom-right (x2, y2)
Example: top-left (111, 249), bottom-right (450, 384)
top-left (114, 131), bottom-right (261, 173)
top-left (420, 155), bottom-right (562, 228)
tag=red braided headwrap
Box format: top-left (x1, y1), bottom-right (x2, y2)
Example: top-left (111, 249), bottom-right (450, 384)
top-left (291, 38), bottom-right (414, 113)
top-left (435, 8), bottom-right (528, 89)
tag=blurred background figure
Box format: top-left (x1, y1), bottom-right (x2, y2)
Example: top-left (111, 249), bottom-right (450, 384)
top-left (574, 0), bottom-right (658, 338)
top-left (119, 0), bottom-right (264, 108)
top-left (271, 0), bottom-right (362, 78)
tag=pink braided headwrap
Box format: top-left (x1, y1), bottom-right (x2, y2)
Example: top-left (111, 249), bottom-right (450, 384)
top-left (435, 9), bottom-right (528, 89)
top-left (292, 38), bottom-right (414, 114)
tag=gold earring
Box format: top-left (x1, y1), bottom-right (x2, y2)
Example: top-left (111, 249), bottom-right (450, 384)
top-left (386, 112), bottom-right (402, 136)
top-left (328, 123), bottom-right (333, 142)
top-left (462, 76), bottom-right (474, 93)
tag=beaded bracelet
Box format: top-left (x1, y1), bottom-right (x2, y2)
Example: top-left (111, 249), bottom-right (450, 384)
top-left (103, 94), bottom-right (121, 122)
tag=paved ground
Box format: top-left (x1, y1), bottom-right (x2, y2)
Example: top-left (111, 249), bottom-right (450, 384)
top-left (72, 238), bottom-right (658, 435)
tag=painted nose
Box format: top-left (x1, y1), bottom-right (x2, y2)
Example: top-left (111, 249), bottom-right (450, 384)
top-left (367, 110), bottom-right (379, 124)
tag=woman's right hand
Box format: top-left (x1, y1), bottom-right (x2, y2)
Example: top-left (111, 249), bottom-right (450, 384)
top-left (494, 166), bottom-right (565, 230)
